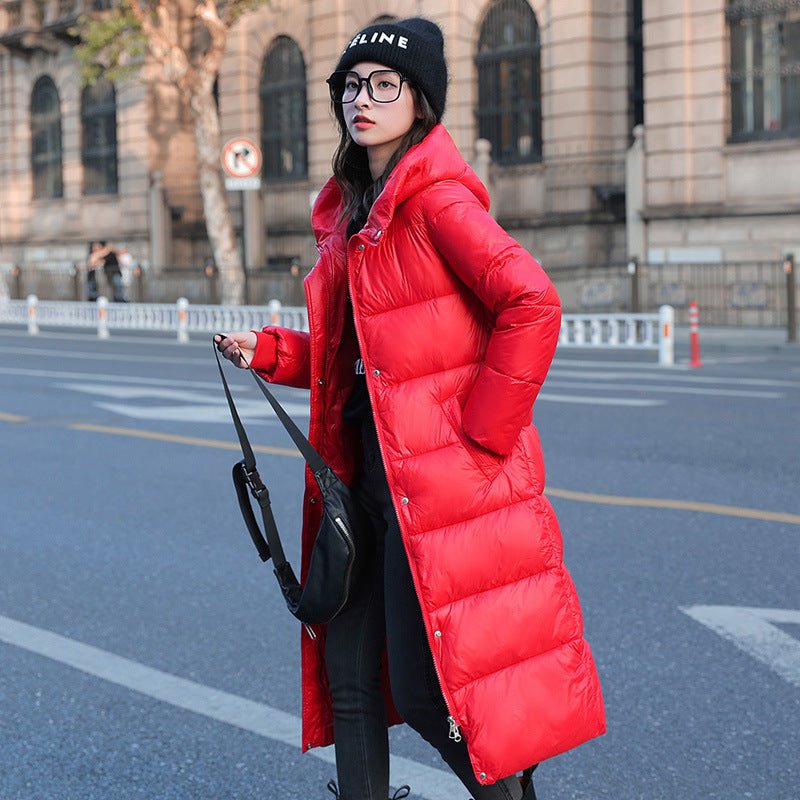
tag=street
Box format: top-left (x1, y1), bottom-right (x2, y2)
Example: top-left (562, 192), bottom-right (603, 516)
top-left (1, 327), bottom-right (798, 800)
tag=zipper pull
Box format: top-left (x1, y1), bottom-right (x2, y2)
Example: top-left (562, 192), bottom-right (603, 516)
top-left (303, 623), bottom-right (317, 640)
top-left (447, 716), bottom-right (462, 742)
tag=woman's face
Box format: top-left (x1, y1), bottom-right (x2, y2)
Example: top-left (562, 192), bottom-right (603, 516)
top-left (342, 61), bottom-right (422, 179)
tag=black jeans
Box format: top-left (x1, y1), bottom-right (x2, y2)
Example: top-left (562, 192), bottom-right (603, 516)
top-left (325, 419), bottom-right (523, 800)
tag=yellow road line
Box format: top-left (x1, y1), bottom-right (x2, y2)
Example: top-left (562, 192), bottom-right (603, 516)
top-left (70, 423), bottom-right (300, 458)
top-left (544, 487), bottom-right (800, 526)
top-left (40, 422), bottom-right (800, 527)
top-left (0, 411), bottom-right (29, 423)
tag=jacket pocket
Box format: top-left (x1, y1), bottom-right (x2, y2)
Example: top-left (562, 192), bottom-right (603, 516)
top-left (442, 394), bottom-right (505, 481)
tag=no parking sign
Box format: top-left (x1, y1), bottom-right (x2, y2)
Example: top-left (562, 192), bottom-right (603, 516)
top-left (221, 138), bottom-right (262, 190)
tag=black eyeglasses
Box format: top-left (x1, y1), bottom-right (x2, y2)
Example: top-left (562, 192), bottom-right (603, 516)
top-left (327, 70), bottom-right (409, 104)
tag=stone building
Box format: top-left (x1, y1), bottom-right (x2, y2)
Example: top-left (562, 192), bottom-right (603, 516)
top-left (0, 0), bottom-right (798, 319)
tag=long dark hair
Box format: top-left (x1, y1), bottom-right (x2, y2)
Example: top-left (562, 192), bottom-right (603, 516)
top-left (330, 85), bottom-right (438, 238)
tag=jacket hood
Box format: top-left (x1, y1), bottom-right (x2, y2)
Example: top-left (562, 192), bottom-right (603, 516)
top-left (312, 124), bottom-right (490, 247)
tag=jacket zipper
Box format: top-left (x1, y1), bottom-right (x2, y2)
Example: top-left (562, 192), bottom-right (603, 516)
top-left (328, 512), bottom-right (356, 617)
top-left (302, 253), bottom-right (322, 645)
top-left (447, 715), bottom-right (462, 742)
top-left (346, 233), bottom-right (464, 747)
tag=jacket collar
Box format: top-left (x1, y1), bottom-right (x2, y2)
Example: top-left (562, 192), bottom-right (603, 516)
top-left (312, 124), bottom-right (490, 249)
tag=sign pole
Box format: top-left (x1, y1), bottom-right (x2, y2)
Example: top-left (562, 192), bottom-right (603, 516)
top-left (221, 137), bottom-right (263, 301)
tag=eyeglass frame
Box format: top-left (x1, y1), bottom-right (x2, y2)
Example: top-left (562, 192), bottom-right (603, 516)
top-left (326, 69), bottom-right (411, 105)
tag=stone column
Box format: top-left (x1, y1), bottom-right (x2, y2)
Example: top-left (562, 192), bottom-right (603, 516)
top-left (625, 125), bottom-right (646, 263)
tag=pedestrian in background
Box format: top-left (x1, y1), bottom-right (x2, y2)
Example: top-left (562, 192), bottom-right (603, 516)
top-left (101, 243), bottom-right (124, 302)
top-left (216, 17), bottom-right (604, 800)
top-left (86, 241), bottom-right (125, 302)
top-left (86, 241), bottom-right (104, 301)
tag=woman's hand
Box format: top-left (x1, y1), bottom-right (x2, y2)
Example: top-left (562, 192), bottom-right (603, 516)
top-left (214, 331), bottom-right (257, 369)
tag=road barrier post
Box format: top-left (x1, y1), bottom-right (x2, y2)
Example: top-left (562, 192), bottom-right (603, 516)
top-left (785, 255), bottom-right (797, 344)
top-left (688, 302), bottom-right (703, 368)
top-left (97, 297), bottom-right (109, 339)
top-left (269, 298), bottom-right (282, 325)
top-left (177, 297), bottom-right (189, 343)
top-left (658, 305), bottom-right (674, 366)
top-left (27, 294), bottom-right (39, 335)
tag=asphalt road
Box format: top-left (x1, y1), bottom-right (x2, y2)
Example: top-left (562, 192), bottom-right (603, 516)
top-left (1, 327), bottom-right (798, 800)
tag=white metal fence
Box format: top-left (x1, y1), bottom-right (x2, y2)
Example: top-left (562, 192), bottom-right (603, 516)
top-left (0, 296), bottom-right (674, 364)
top-left (557, 305), bottom-right (674, 365)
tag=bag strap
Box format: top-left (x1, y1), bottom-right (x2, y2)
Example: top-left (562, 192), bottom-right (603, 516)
top-left (213, 340), bottom-right (291, 571)
top-left (215, 338), bottom-right (348, 637)
top-left (214, 339), bottom-right (329, 477)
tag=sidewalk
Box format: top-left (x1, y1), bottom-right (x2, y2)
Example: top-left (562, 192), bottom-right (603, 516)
top-left (673, 324), bottom-right (800, 359)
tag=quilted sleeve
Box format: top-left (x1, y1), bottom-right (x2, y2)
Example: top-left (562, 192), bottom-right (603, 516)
top-left (251, 327), bottom-right (311, 390)
top-left (425, 185), bottom-right (561, 455)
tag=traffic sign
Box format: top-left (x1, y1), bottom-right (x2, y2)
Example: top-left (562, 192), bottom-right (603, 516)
top-left (221, 138), bottom-right (262, 189)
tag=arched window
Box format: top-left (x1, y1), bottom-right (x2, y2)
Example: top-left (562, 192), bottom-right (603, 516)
top-left (31, 76), bottom-right (63, 199)
top-left (81, 78), bottom-right (118, 195)
top-left (259, 36), bottom-right (308, 181)
top-left (727, 0), bottom-right (800, 142)
top-left (475, 0), bottom-right (542, 164)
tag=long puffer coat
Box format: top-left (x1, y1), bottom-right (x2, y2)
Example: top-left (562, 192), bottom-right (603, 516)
top-left (250, 124), bottom-right (605, 784)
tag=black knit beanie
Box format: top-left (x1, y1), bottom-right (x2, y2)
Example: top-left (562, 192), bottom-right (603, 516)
top-left (334, 17), bottom-right (448, 122)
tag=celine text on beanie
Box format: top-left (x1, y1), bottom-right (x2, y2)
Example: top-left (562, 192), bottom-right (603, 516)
top-left (334, 17), bottom-right (448, 122)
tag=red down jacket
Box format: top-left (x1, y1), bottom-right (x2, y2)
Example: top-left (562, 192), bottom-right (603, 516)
top-left (250, 124), bottom-right (605, 784)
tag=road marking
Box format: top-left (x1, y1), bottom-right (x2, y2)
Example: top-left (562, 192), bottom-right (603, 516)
top-left (548, 367), bottom-right (800, 388)
top-left (0, 411), bottom-right (29, 422)
top-left (70, 423), bottom-right (301, 458)
top-left (0, 344), bottom-right (212, 365)
top-left (90, 403), bottom-right (275, 423)
top-left (544, 487), bottom-right (800, 526)
top-left (0, 614), bottom-right (463, 800)
top-left (0, 366), bottom-right (311, 400)
top-left (0, 365), bottom-right (225, 387)
top-left (0, 367), bottom-right (310, 423)
top-left (681, 606), bottom-right (800, 688)
top-left (56, 381), bottom-right (310, 423)
top-left (57, 383), bottom-right (231, 403)
top-left (545, 379), bottom-right (782, 399)
top-left (538, 392), bottom-right (664, 407)
top-left (68, 423), bottom-right (800, 527)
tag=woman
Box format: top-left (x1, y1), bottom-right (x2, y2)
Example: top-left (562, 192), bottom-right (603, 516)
top-left (216, 17), bottom-right (604, 800)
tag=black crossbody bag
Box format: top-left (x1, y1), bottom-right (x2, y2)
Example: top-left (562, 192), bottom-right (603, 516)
top-left (213, 339), bottom-right (363, 629)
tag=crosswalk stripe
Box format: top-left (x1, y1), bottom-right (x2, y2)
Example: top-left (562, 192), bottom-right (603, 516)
top-left (0, 614), bottom-right (464, 799)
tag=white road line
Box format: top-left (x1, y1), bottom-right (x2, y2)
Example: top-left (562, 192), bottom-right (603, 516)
top-left (681, 605), bottom-right (800, 688)
top-left (538, 392), bottom-right (663, 407)
top-left (553, 356), bottom-right (689, 369)
top-left (0, 614), bottom-right (463, 800)
top-left (0, 365), bottom-right (309, 400)
top-left (545, 379), bottom-right (782, 399)
top-left (57, 382), bottom-right (235, 403)
top-left (0, 344), bottom-right (211, 365)
top-left (548, 368), bottom-right (800, 388)
top-left (91, 402), bottom-right (279, 423)
top-left (0, 365), bottom-right (223, 387)
top-left (54, 382), bottom-right (310, 422)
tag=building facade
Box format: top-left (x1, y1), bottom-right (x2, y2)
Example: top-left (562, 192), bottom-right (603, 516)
top-left (0, 0), bottom-right (798, 319)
